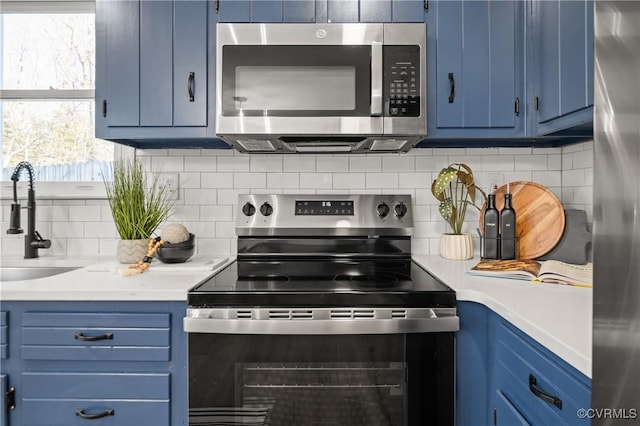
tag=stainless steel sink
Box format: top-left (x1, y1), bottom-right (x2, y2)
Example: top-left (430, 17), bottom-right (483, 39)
top-left (0, 266), bottom-right (79, 282)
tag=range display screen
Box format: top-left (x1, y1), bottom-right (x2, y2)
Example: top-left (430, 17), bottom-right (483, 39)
top-left (295, 200), bottom-right (354, 215)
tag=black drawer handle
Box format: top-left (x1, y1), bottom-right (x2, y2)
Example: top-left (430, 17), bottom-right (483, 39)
top-left (448, 72), bottom-right (455, 103)
top-left (188, 72), bottom-right (195, 102)
top-left (74, 332), bottom-right (113, 342)
top-left (76, 408), bottom-right (115, 419)
top-left (529, 374), bottom-right (562, 410)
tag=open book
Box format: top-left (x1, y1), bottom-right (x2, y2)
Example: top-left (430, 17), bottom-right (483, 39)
top-left (468, 259), bottom-right (592, 288)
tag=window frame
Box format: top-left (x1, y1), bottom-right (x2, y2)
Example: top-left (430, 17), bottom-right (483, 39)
top-left (0, 0), bottom-right (123, 200)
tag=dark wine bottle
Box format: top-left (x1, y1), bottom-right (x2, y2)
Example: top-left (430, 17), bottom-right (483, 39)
top-left (483, 194), bottom-right (500, 259)
top-left (500, 192), bottom-right (516, 259)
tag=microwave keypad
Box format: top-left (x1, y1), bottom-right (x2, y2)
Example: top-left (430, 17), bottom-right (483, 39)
top-left (384, 46), bottom-right (420, 117)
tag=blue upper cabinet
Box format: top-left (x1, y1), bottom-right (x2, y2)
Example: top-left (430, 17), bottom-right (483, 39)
top-left (425, 0), bottom-right (524, 139)
top-left (217, 0), bottom-right (424, 23)
top-left (217, 0), bottom-right (317, 22)
top-left (96, 0), bottom-right (225, 147)
top-left (529, 0), bottom-right (593, 136)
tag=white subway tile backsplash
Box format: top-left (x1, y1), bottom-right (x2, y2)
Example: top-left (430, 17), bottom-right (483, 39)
top-left (349, 156), bottom-right (381, 172)
top-left (284, 156), bottom-right (316, 172)
top-left (267, 173), bottom-right (300, 189)
top-left (316, 156), bottom-right (349, 172)
top-left (382, 156), bottom-right (415, 172)
top-left (366, 173), bottom-right (398, 189)
top-left (234, 173), bottom-right (266, 189)
top-left (185, 156), bottom-right (217, 172)
top-left (217, 156), bottom-right (250, 172)
top-left (333, 173), bottom-right (364, 189)
top-left (201, 172), bottom-right (234, 188)
top-left (398, 172), bottom-right (430, 189)
top-left (300, 173), bottom-right (332, 189)
top-left (69, 205), bottom-right (102, 222)
top-left (415, 155), bottom-right (448, 172)
top-left (251, 156), bottom-right (283, 172)
top-left (0, 144), bottom-right (593, 258)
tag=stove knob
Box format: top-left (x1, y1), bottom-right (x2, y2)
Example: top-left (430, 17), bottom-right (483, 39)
top-left (260, 202), bottom-right (273, 216)
top-left (394, 202), bottom-right (408, 218)
top-left (242, 202), bottom-right (256, 216)
top-left (376, 202), bottom-right (390, 218)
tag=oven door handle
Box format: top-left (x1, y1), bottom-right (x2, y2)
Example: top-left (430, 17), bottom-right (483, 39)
top-left (184, 316), bottom-right (459, 335)
top-left (371, 41), bottom-right (383, 117)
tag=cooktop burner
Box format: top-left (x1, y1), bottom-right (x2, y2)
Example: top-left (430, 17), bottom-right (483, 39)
top-left (188, 259), bottom-right (455, 308)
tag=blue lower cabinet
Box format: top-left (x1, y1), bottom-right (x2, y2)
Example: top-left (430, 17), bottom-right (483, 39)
top-left (494, 390), bottom-right (530, 425)
top-left (21, 373), bottom-right (170, 426)
top-left (456, 302), bottom-right (491, 426)
top-left (0, 301), bottom-right (187, 426)
top-left (491, 314), bottom-right (591, 425)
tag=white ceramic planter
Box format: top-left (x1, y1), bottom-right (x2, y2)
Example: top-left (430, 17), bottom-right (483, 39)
top-left (116, 239), bottom-right (149, 264)
top-left (439, 233), bottom-right (474, 260)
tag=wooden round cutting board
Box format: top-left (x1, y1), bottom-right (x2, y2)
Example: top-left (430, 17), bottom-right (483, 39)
top-left (480, 181), bottom-right (565, 259)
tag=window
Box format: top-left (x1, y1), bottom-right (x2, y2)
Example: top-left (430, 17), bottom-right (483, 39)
top-left (1, 1), bottom-right (115, 192)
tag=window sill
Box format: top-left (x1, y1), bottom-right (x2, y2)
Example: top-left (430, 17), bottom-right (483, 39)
top-left (0, 181), bottom-right (107, 200)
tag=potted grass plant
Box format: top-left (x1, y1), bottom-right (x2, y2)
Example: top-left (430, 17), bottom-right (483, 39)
top-left (431, 163), bottom-right (486, 260)
top-left (104, 158), bottom-right (174, 263)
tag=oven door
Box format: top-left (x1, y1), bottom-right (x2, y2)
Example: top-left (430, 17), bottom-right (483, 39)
top-left (215, 23), bottom-right (384, 137)
top-left (186, 308), bottom-right (456, 426)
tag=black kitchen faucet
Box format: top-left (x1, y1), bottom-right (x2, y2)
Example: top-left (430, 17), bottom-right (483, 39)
top-left (6, 161), bottom-right (51, 258)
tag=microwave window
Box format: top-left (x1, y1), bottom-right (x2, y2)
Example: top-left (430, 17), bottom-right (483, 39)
top-left (235, 66), bottom-right (356, 111)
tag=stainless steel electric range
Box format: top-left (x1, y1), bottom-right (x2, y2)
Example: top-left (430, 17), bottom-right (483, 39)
top-left (185, 194), bottom-right (458, 426)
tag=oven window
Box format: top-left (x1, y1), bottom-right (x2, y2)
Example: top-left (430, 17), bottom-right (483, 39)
top-left (189, 334), bottom-right (406, 425)
top-left (221, 45), bottom-right (371, 117)
top-left (189, 333), bottom-right (454, 426)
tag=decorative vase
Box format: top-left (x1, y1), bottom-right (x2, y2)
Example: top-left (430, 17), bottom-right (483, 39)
top-left (439, 233), bottom-right (474, 260)
top-left (116, 239), bottom-right (149, 264)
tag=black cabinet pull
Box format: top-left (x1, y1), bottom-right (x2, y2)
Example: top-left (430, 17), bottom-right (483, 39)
top-left (74, 332), bottom-right (113, 342)
top-left (529, 374), bottom-right (562, 409)
top-left (188, 72), bottom-right (195, 102)
top-left (5, 386), bottom-right (15, 411)
top-left (76, 408), bottom-right (115, 419)
top-left (448, 73), bottom-right (455, 103)
top-left (515, 97), bottom-right (520, 116)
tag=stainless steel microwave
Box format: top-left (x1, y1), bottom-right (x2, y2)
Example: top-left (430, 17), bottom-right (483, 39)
top-left (215, 23), bottom-right (426, 154)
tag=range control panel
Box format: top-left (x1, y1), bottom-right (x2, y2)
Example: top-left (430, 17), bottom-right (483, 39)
top-left (384, 45), bottom-right (420, 117)
top-left (237, 194), bottom-right (413, 237)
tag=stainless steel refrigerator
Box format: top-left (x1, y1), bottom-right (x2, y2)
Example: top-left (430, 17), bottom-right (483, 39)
top-left (593, 1), bottom-right (640, 423)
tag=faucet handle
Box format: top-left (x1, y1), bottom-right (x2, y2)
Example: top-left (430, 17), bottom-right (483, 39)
top-left (33, 231), bottom-right (52, 249)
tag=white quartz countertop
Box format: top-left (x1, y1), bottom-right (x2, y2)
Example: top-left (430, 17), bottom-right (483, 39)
top-left (413, 255), bottom-right (592, 379)
top-left (1, 254), bottom-right (591, 378)
top-left (0, 256), bottom-right (229, 301)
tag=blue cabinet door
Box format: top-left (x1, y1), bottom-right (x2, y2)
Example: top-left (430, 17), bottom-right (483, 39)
top-left (174, 0), bottom-right (208, 126)
top-left (102, 0), bottom-right (140, 127)
top-left (494, 391), bottom-right (530, 425)
top-left (140, 1), bottom-right (173, 127)
top-left (456, 302), bottom-right (491, 426)
top-left (391, 0), bottom-right (425, 23)
top-left (427, 0), bottom-right (523, 138)
top-left (531, 0), bottom-right (593, 135)
top-left (218, 0), bottom-right (317, 23)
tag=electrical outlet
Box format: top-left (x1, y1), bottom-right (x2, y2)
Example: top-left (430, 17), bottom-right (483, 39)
top-left (159, 173), bottom-right (179, 200)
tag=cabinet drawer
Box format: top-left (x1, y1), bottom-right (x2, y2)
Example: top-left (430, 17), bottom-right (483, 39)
top-left (22, 373), bottom-right (169, 426)
top-left (495, 321), bottom-right (590, 425)
top-left (21, 401), bottom-right (169, 426)
top-left (21, 312), bottom-right (170, 361)
top-left (0, 311), bottom-right (7, 359)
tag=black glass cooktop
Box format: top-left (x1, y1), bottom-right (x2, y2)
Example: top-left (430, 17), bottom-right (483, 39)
top-left (189, 259), bottom-right (455, 308)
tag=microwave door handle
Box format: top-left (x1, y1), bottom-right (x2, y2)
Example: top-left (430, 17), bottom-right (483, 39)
top-left (371, 41), bottom-right (383, 117)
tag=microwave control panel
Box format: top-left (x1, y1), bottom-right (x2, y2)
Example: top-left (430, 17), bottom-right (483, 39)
top-left (384, 46), bottom-right (421, 117)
